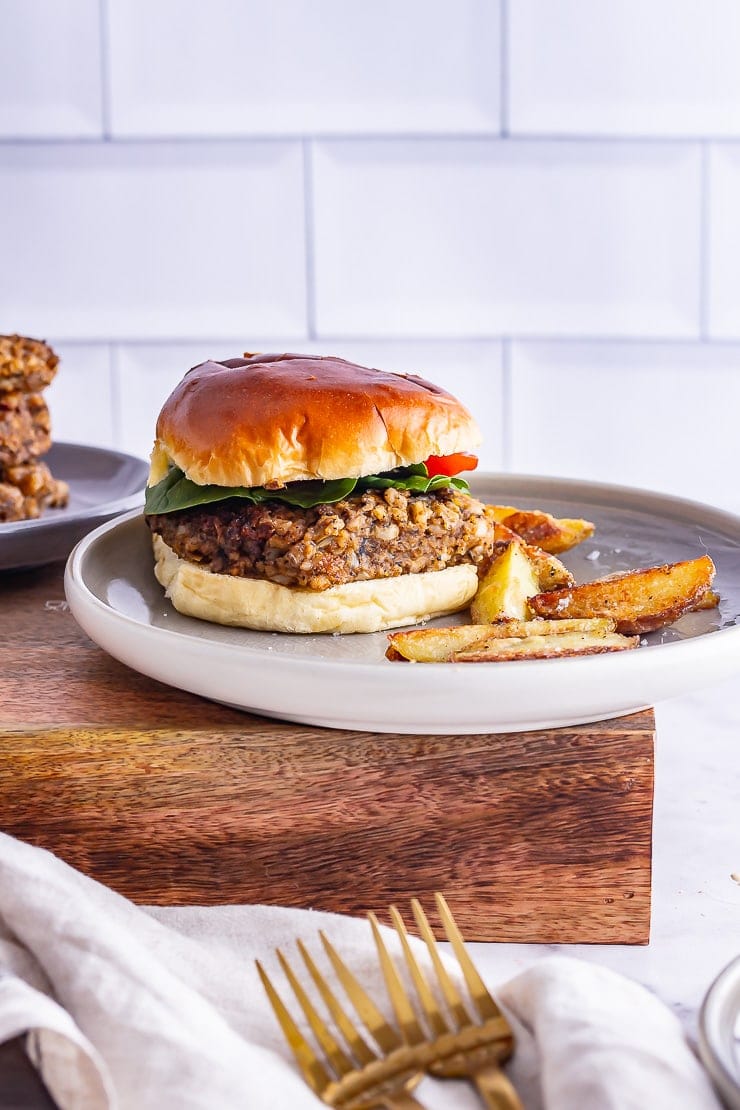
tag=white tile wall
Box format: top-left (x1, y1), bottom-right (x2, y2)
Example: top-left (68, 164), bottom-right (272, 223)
top-left (509, 0), bottom-right (740, 137)
top-left (317, 342), bottom-right (505, 473)
top-left (708, 144), bottom-right (740, 338)
top-left (1, 1), bottom-right (738, 510)
top-left (0, 143), bottom-right (307, 341)
top-left (114, 341), bottom-right (504, 470)
top-left (510, 342), bottom-right (740, 512)
top-left (44, 343), bottom-right (115, 448)
top-left (107, 0), bottom-right (500, 137)
top-left (0, 0), bottom-right (102, 138)
top-left (115, 343), bottom-right (228, 462)
top-left (313, 141), bottom-right (701, 338)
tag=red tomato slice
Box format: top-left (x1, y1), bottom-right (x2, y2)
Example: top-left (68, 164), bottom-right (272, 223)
top-left (424, 453), bottom-right (479, 477)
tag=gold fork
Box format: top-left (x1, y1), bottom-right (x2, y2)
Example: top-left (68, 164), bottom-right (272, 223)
top-left (370, 893), bottom-right (523, 1110)
top-left (256, 935), bottom-right (427, 1109)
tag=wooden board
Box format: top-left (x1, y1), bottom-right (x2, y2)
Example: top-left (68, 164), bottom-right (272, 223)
top-left (0, 560), bottom-right (654, 943)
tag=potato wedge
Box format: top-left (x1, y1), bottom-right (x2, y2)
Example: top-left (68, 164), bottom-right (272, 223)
top-left (529, 555), bottom-right (716, 635)
top-left (386, 624), bottom-right (497, 662)
top-left (489, 506), bottom-right (595, 554)
top-left (523, 544), bottom-right (575, 591)
top-left (465, 617), bottom-right (617, 639)
top-left (487, 522), bottom-right (573, 590)
top-left (470, 539), bottom-right (541, 623)
top-left (492, 521), bottom-right (522, 543)
top-left (386, 616), bottom-right (619, 662)
top-left (452, 631), bottom-right (638, 662)
top-left (487, 505), bottom-right (519, 521)
top-left (690, 588), bottom-right (720, 612)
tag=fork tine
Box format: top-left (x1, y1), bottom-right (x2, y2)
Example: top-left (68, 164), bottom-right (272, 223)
top-left (320, 930), bottom-right (404, 1055)
top-left (296, 939), bottom-right (377, 1068)
top-left (277, 948), bottom-right (356, 1078)
top-left (388, 905), bottom-right (449, 1038)
top-left (255, 958), bottom-right (332, 1097)
top-left (368, 911), bottom-right (425, 1045)
top-left (411, 897), bottom-right (471, 1029)
top-left (435, 892), bottom-right (503, 1022)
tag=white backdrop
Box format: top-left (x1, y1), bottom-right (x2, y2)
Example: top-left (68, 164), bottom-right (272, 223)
top-left (1, 0), bottom-right (739, 509)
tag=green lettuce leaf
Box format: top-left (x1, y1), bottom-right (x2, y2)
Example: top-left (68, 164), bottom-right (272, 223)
top-left (144, 462), bottom-right (469, 515)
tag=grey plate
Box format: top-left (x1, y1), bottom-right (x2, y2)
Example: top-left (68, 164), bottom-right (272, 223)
top-left (700, 955), bottom-right (740, 1109)
top-left (65, 474), bottom-right (740, 733)
top-left (0, 442), bottom-right (148, 571)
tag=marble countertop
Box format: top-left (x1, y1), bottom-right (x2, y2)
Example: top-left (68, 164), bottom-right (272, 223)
top-left (468, 674), bottom-right (740, 1044)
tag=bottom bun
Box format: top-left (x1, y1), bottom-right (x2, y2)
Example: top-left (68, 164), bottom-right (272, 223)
top-left (152, 534), bottom-right (478, 634)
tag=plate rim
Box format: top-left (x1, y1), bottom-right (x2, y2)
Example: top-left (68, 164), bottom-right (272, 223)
top-left (469, 470), bottom-right (740, 530)
top-left (699, 953), bottom-right (740, 1107)
top-left (0, 441), bottom-right (148, 537)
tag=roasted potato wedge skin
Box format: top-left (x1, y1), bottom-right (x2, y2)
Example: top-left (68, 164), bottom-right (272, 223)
top-left (386, 624), bottom-right (497, 662)
top-left (529, 555), bottom-right (716, 635)
top-left (452, 631), bottom-right (638, 662)
top-left (489, 507), bottom-right (595, 554)
top-left (690, 588), bottom-right (720, 612)
top-left (492, 521), bottom-right (522, 544)
top-left (523, 544), bottom-right (575, 591)
top-left (386, 617), bottom-right (619, 662)
top-left (470, 539), bottom-right (541, 623)
top-left (487, 506), bottom-right (519, 523)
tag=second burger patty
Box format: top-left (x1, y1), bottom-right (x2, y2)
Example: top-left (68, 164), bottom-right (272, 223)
top-left (147, 485), bottom-right (495, 591)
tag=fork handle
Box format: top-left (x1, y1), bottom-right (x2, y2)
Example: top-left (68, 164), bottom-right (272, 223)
top-left (472, 1063), bottom-right (524, 1110)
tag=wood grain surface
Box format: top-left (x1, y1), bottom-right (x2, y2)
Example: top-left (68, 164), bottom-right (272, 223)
top-left (0, 559), bottom-right (654, 943)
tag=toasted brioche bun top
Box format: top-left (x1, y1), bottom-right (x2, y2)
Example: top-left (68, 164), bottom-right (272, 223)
top-left (149, 352), bottom-right (481, 488)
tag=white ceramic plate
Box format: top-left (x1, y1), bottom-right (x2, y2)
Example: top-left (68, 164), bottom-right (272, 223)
top-left (64, 474), bottom-right (740, 734)
top-left (1, 442), bottom-right (149, 570)
top-left (699, 955), bottom-right (740, 1109)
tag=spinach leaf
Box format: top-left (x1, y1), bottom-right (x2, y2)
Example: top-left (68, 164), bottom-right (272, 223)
top-left (145, 462), bottom-right (469, 515)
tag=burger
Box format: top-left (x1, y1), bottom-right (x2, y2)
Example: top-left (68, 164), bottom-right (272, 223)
top-left (144, 353), bottom-right (496, 634)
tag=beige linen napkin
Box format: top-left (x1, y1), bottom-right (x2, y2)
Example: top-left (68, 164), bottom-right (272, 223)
top-left (0, 832), bottom-right (721, 1110)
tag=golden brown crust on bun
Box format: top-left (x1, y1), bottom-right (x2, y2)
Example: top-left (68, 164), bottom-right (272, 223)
top-left (151, 353), bottom-right (480, 488)
top-left (153, 534), bottom-right (478, 634)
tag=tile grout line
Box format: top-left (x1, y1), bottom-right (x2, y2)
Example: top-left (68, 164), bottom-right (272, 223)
top-left (499, 0), bottom-right (509, 137)
top-left (98, 0), bottom-right (112, 140)
top-left (43, 334), bottom-right (740, 348)
top-left (109, 343), bottom-right (123, 448)
top-left (699, 141), bottom-right (711, 341)
top-left (302, 139), bottom-right (318, 341)
top-left (0, 133), bottom-right (733, 147)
